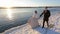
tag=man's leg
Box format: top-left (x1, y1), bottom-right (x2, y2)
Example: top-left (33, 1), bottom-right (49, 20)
top-left (46, 20), bottom-right (49, 27)
top-left (42, 20), bottom-right (45, 28)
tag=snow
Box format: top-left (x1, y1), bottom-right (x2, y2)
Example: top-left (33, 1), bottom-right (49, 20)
top-left (1, 13), bottom-right (60, 34)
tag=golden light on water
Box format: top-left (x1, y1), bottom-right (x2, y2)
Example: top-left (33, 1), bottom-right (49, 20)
top-left (6, 7), bottom-right (13, 20)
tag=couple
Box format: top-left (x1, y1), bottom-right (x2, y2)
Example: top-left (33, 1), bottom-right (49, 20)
top-left (28, 7), bottom-right (51, 28)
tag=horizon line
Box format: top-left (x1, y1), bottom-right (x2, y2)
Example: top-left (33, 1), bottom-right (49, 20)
top-left (0, 6), bottom-right (60, 9)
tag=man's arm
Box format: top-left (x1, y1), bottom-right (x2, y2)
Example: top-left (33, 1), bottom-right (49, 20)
top-left (40, 11), bottom-right (44, 17)
top-left (48, 10), bottom-right (51, 17)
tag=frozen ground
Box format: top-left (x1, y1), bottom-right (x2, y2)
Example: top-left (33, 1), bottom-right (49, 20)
top-left (1, 13), bottom-right (60, 34)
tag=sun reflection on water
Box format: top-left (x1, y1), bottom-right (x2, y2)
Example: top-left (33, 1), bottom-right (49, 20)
top-left (6, 7), bottom-right (13, 20)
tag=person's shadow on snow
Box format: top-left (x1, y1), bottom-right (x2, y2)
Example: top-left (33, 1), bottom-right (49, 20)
top-left (33, 26), bottom-right (60, 34)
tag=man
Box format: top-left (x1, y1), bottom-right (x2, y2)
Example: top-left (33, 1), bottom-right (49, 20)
top-left (40, 7), bottom-right (51, 28)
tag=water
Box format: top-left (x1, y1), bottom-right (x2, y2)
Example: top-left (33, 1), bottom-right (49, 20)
top-left (0, 7), bottom-right (60, 33)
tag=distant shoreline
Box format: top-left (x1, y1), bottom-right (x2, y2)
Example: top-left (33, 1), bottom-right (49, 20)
top-left (0, 6), bottom-right (60, 9)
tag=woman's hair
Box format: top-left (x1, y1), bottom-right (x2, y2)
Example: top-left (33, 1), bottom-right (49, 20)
top-left (35, 10), bottom-right (37, 13)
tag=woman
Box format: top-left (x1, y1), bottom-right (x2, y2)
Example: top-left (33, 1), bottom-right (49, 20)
top-left (28, 10), bottom-right (39, 28)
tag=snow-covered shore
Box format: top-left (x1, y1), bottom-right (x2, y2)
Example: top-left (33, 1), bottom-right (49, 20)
top-left (1, 13), bottom-right (60, 34)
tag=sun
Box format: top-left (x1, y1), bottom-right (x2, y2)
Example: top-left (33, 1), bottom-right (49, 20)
top-left (6, 7), bottom-right (13, 20)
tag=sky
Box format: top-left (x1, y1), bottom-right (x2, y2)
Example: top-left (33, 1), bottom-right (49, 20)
top-left (0, 0), bottom-right (60, 7)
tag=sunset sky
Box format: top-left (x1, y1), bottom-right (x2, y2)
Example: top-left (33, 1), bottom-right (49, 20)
top-left (0, 0), bottom-right (60, 7)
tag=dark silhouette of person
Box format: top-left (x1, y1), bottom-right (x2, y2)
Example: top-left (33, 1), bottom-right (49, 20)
top-left (40, 7), bottom-right (51, 28)
top-left (35, 10), bottom-right (37, 14)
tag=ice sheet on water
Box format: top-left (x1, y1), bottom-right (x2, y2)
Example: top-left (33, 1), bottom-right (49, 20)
top-left (2, 13), bottom-right (60, 34)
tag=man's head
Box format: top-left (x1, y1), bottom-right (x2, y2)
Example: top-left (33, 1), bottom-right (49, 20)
top-left (45, 7), bottom-right (48, 10)
top-left (35, 10), bottom-right (37, 14)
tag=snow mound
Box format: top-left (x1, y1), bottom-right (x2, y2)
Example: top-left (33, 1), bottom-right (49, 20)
top-left (2, 13), bottom-right (60, 34)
